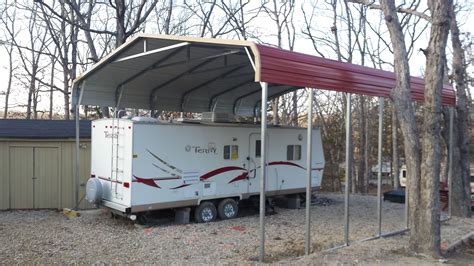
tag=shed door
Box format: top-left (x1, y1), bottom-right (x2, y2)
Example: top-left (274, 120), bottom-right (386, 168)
top-left (34, 147), bottom-right (59, 208)
top-left (9, 146), bottom-right (59, 209)
top-left (10, 147), bottom-right (34, 208)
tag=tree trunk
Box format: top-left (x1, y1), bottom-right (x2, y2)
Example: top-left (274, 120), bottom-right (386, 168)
top-left (272, 98), bottom-right (279, 125)
top-left (379, 0), bottom-right (422, 253)
top-left (391, 106), bottom-right (400, 189)
top-left (292, 91), bottom-right (298, 126)
top-left (50, 57), bottom-right (55, 119)
top-left (115, 0), bottom-right (127, 47)
top-left (364, 105), bottom-right (370, 193)
top-left (3, 44), bottom-right (13, 119)
top-left (26, 64), bottom-right (38, 120)
top-left (164, 0), bottom-right (173, 34)
top-left (358, 95), bottom-right (367, 193)
top-left (440, 112), bottom-right (449, 183)
top-left (33, 88), bottom-right (39, 120)
top-left (449, 6), bottom-right (472, 218)
top-left (419, 0), bottom-right (452, 257)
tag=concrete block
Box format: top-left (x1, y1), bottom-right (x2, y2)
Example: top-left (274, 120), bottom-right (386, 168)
top-left (286, 194), bottom-right (301, 209)
top-left (175, 207), bottom-right (191, 224)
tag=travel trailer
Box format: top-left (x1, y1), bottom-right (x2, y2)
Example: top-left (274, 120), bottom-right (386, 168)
top-left (86, 116), bottom-right (325, 223)
top-left (400, 165), bottom-right (474, 208)
top-left (399, 165), bottom-right (408, 188)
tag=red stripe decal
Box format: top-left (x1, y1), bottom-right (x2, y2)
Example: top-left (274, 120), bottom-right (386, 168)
top-left (200, 166), bottom-right (246, 181)
top-left (268, 161), bottom-right (305, 170)
top-left (228, 172), bottom-right (249, 184)
top-left (133, 175), bottom-right (161, 188)
top-left (170, 184), bottom-right (191, 189)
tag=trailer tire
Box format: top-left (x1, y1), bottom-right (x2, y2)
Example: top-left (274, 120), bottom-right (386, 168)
top-left (217, 198), bottom-right (238, 220)
top-left (194, 202), bottom-right (217, 223)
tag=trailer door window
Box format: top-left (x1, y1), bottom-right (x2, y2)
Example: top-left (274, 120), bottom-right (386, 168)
top-left (287, 145), bottom-right (301, 161)
top-left (224, 145), bottom-right (239, 160)
top-left (255, 140), bottom-right (261, 158)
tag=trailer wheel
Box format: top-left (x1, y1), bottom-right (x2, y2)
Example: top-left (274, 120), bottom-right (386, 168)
top-left (194, 202), bottom-right (217, 223)
top-left (218, 198), bottom-right (238, 220)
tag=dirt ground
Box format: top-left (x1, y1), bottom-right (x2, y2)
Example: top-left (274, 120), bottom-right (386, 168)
top-left (0, 193), bottom-right (472, 264)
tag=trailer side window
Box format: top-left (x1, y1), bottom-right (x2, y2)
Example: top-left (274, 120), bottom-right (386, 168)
top-left (402, 170), bottom-right (406, 178)
top-left (255, 140), bottom-right (261, 158)
top-left (287, 145), bottom-right (301, 161)
top-left (224, 145), bottom-right (239, 160)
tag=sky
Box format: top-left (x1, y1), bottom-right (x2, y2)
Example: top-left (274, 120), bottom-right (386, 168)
top-left (0, 0), bottom-right (473, 116)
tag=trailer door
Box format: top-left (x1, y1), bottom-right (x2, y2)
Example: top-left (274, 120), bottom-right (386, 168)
top-left (248, 133), bottom-right (270, 194)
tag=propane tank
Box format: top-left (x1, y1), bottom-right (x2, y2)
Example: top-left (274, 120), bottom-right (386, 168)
top-left (85, 178), bottom-right (103, 204)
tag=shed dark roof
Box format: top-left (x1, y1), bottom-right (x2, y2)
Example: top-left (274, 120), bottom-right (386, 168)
top-left (0, 119), bottom-right (91, 139)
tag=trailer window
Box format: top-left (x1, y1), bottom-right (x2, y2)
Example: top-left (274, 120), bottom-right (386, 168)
top-left (402, 170), bottom-right (406, 178)
top-left (287, 145), bottom-right (301, 161)
top-left (224, 145), bottom-right (239, 160)
top-left (255, 140), bottom-right (261, 158)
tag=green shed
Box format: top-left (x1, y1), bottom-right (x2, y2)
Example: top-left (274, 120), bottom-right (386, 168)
top-left (0, 120), bottom-right (92, 210)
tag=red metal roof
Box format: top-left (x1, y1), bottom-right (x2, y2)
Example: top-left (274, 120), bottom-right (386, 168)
top-left (255, 44), bottom-right (455, 106)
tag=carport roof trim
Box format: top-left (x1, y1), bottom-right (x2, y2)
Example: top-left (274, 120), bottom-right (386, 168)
top-left (72, 33), bottom-right (455, 109)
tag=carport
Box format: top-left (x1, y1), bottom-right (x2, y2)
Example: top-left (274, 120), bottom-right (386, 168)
top-left (72, 33), bottom-right (456, 261)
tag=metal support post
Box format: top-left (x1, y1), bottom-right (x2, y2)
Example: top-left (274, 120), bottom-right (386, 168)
top-left (259, 82), bottom-right (268, 262)
top-left (305, 88), bottom-right (313, 255)
top-left (448, 107), bottom-right (454, 218)
top-left (404, 167), bottom-right (410, 228)
top-left (377, 97), bottom-right (384, 237)
top-left (74, 82), bottom-right (85, 210)
top-left (344, 93), bottom-right (352, 246)
top-left (75, 106), bottom-right (80, 209)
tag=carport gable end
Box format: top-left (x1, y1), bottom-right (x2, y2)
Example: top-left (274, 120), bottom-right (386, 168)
top-left (87, 118), bottom-right (325, 214)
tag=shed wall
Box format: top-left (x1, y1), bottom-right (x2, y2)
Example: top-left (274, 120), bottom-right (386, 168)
top-left (0, 139), bottom-right (92, 210)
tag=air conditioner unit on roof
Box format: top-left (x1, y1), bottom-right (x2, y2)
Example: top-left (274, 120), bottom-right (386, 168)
top-left (201, 112), bottom-right (235, 123)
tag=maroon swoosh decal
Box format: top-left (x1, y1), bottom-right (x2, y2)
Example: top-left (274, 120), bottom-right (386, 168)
top-left (268, 161), bottom-right (305, 170)
top-left (228, 172), bottom-right (249, 184)
top-left (200, 166), bottom-right (246, 181)
top-left (170, 184), bottom-right (191, 189)
top-left (133, 175), bottom-right (161, 188)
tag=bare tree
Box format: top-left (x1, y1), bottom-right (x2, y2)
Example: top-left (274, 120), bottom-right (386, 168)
top-left (418, 0), bottom-right (452, 256)
top-left (4, 2), bottom-right (51, 119)
top-left (449, 4), bottom-right (471, 218)
top-left (260, 0), bottom-right (295, 125)
top-left (1, 41), bottom-right (15, 119)
top-left (380, 0), bottom-right (453, 256)
top-left (36, 0), bottom-right (160, 117)
top-left (379, 0), bottom-right (423, 253)
top-left (38, 1), bottom-right (77, 119)
top-left (0, 2), bottom-right (16, 119)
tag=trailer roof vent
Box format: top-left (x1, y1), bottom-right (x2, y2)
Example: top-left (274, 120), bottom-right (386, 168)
top-left (201, 112), bottom-right (235, 123)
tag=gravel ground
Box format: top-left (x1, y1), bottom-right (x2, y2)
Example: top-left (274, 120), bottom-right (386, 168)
top-left (0, 193), bottom-right (472, 264)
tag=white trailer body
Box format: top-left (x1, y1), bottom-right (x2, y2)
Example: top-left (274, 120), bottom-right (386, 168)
top-left (88, 118), bottom-right (325, 215)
